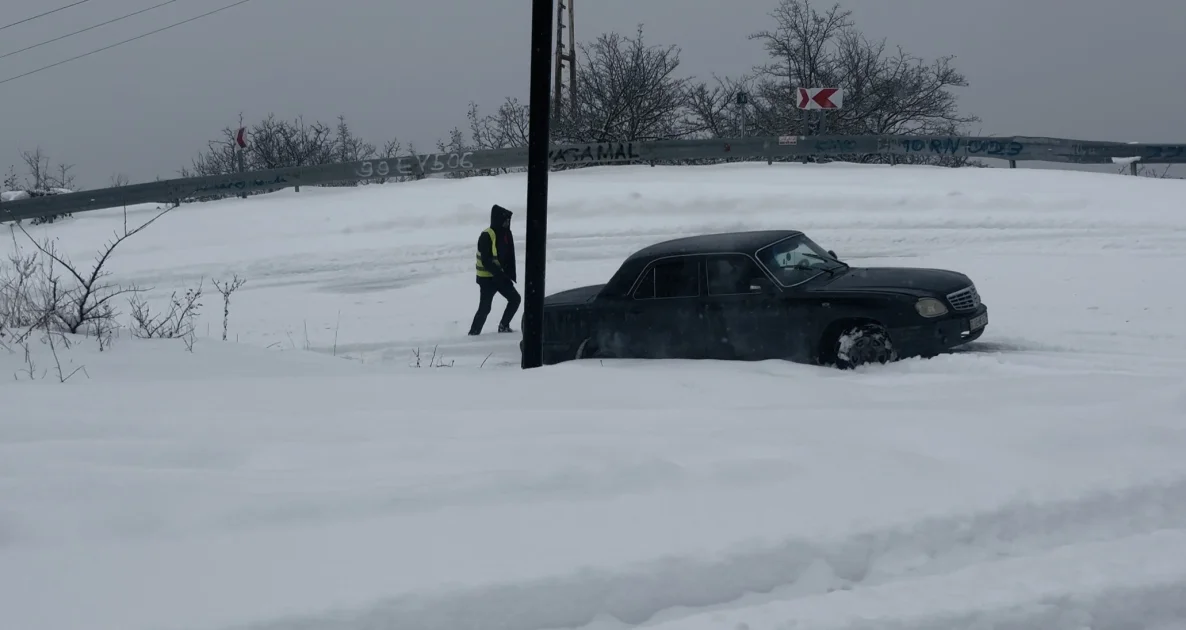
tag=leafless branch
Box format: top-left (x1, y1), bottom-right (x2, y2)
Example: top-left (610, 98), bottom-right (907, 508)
top-left (128, 280), bottom-right (204, 340)
top-left (13, 204), bottom-right (174, 334)
top-left (44, 329), bottom-right (87, 382)
top-left (211, 274), bottom-right (246, 341)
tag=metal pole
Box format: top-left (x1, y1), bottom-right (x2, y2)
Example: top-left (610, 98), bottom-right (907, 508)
top-left (522, 0), bottom-right (554, 370)
top-left (552, 0), bottom-right (565, 117)
top-left (567, 0), bottom-right (577, 122)
top-left (237, 148), bottom-right (246, 199)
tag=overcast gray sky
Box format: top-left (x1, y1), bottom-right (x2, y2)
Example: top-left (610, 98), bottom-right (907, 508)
top-left (2, 0), bottom-right (1183, 189)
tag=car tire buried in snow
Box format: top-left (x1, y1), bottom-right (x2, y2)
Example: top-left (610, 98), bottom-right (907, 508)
top-left (575, 337), bottom-right (602, 360)
top-left (834, 322), bottom-right (896, 369)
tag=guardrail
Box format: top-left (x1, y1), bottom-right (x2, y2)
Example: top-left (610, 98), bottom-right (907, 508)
top-left (2, 134), bottom-right (1183, 225)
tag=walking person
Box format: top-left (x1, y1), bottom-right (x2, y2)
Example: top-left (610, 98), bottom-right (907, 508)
top-left (468, 204), bottom-right (521, 335)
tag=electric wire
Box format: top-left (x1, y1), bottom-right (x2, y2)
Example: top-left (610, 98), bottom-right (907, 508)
top-left (0, 0), bottom-right (92, 32)
top-left (1, 0), bottom-right (182, 62)
top-left (0, 0), bottom-right (256, 87)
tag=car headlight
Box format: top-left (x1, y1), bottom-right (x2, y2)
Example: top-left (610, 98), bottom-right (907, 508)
top-left (914, 297), bottom-right (948, 317)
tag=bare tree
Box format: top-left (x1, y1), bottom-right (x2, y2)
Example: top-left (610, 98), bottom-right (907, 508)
top-left (20, 148), bottom-right (51, 190)
top-left (367, 136), bottom-right (415, 184)
top-left (53, 162), bottom-right (76, 190)
top-left (8, 148), bottom-right (78, 223)
top-left (12, 204), bottom-right (176, 335)
top-left (468, 99), bottom-right (531, 151)
top-left (322, 115), bottom-right (378, 186)
top-left (556, 25), bottom-right (694, 145)
top-left (184, 113), bottom-right (380, 194)
top-left (2, 165), bottom-right (17, 192)
top-left (244, 114), bottom-right (335, 177)
top-left (738, 0), bottom-right (977, 154)
top-left (463, 99), bottom-right (530, 176)
top-left (436, 126), bottom-right (478, 179)
top-left (685, 74), bottom-right (759, 139)
top-left (334, 115), bottom-right (376, 164)
top-left (182, 112), bottom-right (245, 180)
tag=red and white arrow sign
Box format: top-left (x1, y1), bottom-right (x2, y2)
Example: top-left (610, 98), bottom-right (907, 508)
top-left (235, 127), bottom-right (247, 148)
top-left (796, 87), bottom-right (843, 110)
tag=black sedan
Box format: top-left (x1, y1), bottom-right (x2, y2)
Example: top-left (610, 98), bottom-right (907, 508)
top-left (526, 230), bottom-right (988, 369)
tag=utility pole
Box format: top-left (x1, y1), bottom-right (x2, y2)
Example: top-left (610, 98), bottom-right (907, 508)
top-left (552, 0), bottom-right (576, 118)
top-left (523, 0), bottom-right (555, 369)
top-left (567, 0), bottom-right (576, 120)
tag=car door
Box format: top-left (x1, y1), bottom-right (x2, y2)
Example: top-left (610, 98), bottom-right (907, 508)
top-left (703, 253), bottom-right (811, 360)
top-left (619, 255), bottom-right (714, 359)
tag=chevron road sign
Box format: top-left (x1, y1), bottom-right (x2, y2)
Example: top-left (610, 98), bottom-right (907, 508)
top-left (797, 87), bottom-right (843, 110)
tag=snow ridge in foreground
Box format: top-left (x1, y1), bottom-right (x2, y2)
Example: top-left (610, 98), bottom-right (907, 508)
top-left (230, 475), bottom-right (1186, 630)
top-left (5, 163), bottom-right (1186, 630)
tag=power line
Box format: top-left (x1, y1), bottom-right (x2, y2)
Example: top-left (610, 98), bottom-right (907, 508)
top-left (0, 0), bottom-right (93, 32)
top-left (0, 0), bottom-right (256, 87)
top-left (2, 0), bottom-right (182, 62)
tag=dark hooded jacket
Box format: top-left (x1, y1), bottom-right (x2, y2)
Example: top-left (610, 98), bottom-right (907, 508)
top-left (477, 204), bottom-right (516, 283)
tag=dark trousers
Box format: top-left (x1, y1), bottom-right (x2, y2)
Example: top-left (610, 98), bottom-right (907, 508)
top-left (469, 275), bottom-right (521, 334)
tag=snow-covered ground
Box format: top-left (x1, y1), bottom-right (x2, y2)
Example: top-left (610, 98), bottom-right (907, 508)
top-left (3, 162), bottom-right (1186, 630)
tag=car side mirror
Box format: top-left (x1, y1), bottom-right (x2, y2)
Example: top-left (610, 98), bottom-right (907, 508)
top-left (828, 250), bottom-right (837, 259)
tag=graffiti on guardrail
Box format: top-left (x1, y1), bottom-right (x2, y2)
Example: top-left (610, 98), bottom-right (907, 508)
top-left (1072, 144), bottom-right (1186, 159)
top-left (355, 151), bottom-right (476, 179)
top-left (193, 174), bottom-right (289, 196)
top-left (814, 138), bottom-right (858, 152)
top-left (898, 138), bottom-right (1026, 157)
top-left (549, 142), bottom-right (641, 164)
top-left (354, 152), bottom-right (476, 179)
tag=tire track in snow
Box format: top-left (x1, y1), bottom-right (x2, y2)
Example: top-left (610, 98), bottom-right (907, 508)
top-left (231, 474), bottom-right (1186, 630)
top-left (828, 578), bottom-right (1186, 630)
top-left (645, 530), bottom-right (1186, 630)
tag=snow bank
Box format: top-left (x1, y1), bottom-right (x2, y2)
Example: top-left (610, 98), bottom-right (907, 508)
top-left (3, 162), bottom-right (1186, 630)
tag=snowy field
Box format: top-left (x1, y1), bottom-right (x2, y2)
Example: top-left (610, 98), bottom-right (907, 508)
top-left (3, 162), bottom-right (1186, 630)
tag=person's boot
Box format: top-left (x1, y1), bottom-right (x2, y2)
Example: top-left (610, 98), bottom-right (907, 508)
top-left (498, 324), bottom-right (514, 333)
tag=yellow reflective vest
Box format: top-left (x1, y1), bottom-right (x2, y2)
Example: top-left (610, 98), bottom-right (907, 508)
top-left (475, 227), bottom-right (500, 278)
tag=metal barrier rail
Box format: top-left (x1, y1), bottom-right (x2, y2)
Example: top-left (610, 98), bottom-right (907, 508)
top-left (2, 134), bottom-right (1183, 224)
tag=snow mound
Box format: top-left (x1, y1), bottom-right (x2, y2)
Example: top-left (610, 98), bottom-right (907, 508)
top-left (3, 162), bottom-right (1186, 630)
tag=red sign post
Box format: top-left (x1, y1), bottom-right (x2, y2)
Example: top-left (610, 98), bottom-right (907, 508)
top-left (234, 127), bottom-right (247, 198)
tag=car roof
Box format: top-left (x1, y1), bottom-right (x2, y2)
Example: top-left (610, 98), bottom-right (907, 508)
top-left (627, 229), bottom-right (802, 261)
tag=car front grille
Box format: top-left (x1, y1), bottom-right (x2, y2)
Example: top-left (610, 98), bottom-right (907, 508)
top-left (946, 285), bottom-right (981, 311)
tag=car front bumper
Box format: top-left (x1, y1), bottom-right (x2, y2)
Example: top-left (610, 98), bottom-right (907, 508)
top-left (890, 304), bottom-right (988, 358)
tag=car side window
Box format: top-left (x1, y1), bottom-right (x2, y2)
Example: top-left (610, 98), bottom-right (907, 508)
top-left (633, 257), bottom-right (700, 299)
top-left (706, 254), bottom-right (765, 295)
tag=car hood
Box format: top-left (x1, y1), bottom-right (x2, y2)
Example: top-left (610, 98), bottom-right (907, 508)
top-left (544, 284), bottom-right (604, 306)
top-left (813, 266), bottom-right (972, 296)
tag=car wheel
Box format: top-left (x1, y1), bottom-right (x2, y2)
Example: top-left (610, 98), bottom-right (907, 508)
top-left (834, 323), bottom-right (896, 369)
top-left (575, 337), bottom-right (595, 360)
top-left (576, 336), bottom-right (615, 360)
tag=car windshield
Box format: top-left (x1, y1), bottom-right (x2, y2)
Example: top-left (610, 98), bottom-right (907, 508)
top-left (756, 234), bottom-right (845, 286)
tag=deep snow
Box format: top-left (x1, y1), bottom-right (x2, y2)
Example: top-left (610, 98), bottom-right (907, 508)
top-left (3, 162), bottom-right (1186, 630)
